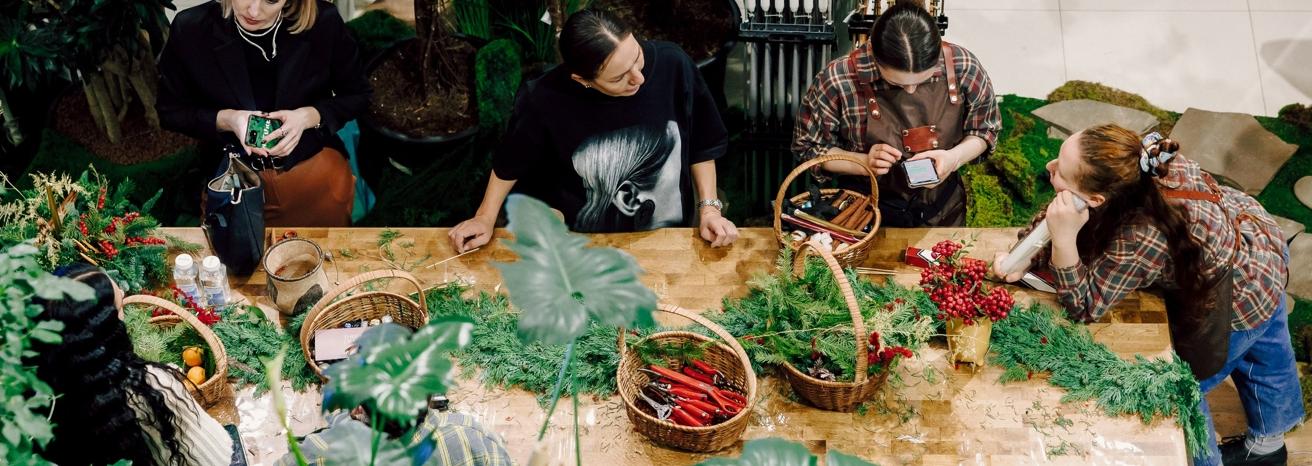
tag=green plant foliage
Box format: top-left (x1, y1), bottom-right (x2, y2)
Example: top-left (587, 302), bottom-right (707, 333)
top-left (989, 303), bottom-right (1207, 456)
top-left (1291, 295), bottom-right (1312, 363)
top-left (495, 195), bottom-right (656, 345)
top-left (1046, 80), bottom-right (1178, 134)
top-left (495, 1), bottom-right (556, 65)
top-left (210, 309), bottom-right (320, 395)
top-left (0, 4), bottom-right (74, 90)
top-left (960, 164), bottom-right (1014, 228)
top-left (0, 167), bottom-right (173, 292)
top-left (696, 437), bottom-right (877, 466)
top-left (711, 250), bottom-right (936, 382)
top-left (475, 39), bottom-right (522, 133)
top-left (322, 318), bottom-right (475, 425)
top-left (453, 0), bottom-right (491, 40)
top-left (285, 418), bottom-right (409, 466)
top-left (0, 242), bottom-right (93, 465)
top-left (1255, 114), bottom-right (1312, 230)
top-left (345, 10), bottom-right (416, 61)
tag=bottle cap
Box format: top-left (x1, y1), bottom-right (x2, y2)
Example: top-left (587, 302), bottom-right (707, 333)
top-left (202, 256), bottom-right (222, 271)
top-left (175, 254), bottom-right (194, 268)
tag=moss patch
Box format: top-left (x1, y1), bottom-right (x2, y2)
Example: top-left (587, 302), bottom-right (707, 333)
top-left (1255, 115), bottom-right (1312, 230)
top-left (1047, 80), bottom-right (1178, 134)
top-left (346, 10), bottom-right (415, 62)
top-left (963, 95), bottom-right (1060, 227)
top-left (1279, 103), bottom-right (1312, 134)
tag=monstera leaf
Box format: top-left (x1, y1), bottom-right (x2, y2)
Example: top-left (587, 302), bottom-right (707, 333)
top-left (323, 318), bottom-right (475, 423)
top-left (494, 195), bottom-right (656, 345)
top-left (696, 438), bottom-right (877, 466)
top-left (279, 419), bottom-right (409, 466)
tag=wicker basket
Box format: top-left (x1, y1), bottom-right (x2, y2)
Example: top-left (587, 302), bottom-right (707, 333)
top-left (779, 240), bottom-right (889, 412)
top-left (773, 153), bottom-right (882, 269)
top-left (616, 304), bottom-right (758, 453)
top-left (299, 269), bottom-right (429, 379)
top-left (122, 295), bottom-right (230, 408)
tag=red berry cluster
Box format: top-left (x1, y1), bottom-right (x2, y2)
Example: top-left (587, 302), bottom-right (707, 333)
top-left (866, 332), bottom-right (913, 366)
top-left (918, 240), bottom-right (1015, 325)
top-left (98, 240), bottom-right (118, 259)
top-left (124, 236), bottom-right (166, 247)
top-left (97, 185), bottom-right (107, 210)
top-left (164, 286), bottom-right (221, 326)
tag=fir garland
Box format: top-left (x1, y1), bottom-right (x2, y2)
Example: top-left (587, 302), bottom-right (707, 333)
top-left (210, 309), bottom-right (321, 394)
top-left (709, 251), bottom-right (938, 382)
top-left (0, 168), bottom-right (186, 292)
top-left (989, 304), bottom-right (1208, 456)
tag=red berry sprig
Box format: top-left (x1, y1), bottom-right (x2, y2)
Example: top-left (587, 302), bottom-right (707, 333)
top-left (919, 240), bottom-right (1015, 325)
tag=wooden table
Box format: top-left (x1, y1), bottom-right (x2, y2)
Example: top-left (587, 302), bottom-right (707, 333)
top-left (164, 227), bottom-right (1187, 465)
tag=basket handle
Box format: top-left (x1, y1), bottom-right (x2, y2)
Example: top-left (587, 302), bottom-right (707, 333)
top-left (773, 153), bottom-right (881, 244)
top-left (121, 294), bottom-right (229, 391)
top-left (299, 268), bottom-right (427, 347)
top-left (790, 240), bottom-right (869, 383)
top-left (617, 303), bottom-right (758, 401)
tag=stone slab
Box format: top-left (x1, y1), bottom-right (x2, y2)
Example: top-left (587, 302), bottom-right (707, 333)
top-left (1289, 234), bottom-right (1312, 300)
top-left (1168, 108), bottom-right (1299, 195)
top-left (1297, 176), bottom-right (1312, 210)
top-left (1273, 215), bottom-right (1306, 243)
top-left (1033, 99), bottom-right (1159, 139)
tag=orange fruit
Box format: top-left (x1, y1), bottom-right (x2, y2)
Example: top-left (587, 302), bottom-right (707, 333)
top-left (182, 347), bottom-right (204, 367)
top-left (187, 366), bottom-right (206, 385)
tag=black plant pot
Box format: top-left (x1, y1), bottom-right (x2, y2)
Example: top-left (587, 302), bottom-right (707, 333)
top-left (357, 36), bottom-right (482, 187)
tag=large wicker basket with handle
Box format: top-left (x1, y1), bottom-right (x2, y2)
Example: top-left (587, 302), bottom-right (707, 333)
top-left (122, 295), bottom-right (230, 408)
top-left (616, 304), bottom-right (758, 452)
top-left (299, 269), bottom-right (429, 379)
top-left (779, 240), bottom-right (889, 411)
top-left (773, 153), bottom-right (882, 269)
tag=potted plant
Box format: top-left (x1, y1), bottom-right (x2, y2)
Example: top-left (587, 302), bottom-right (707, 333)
top-left (917, 239), bottom-right (1016, 366)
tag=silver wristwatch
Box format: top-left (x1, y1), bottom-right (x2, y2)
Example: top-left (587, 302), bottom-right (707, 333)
top-left (697, 199), bottom-right (724, 211)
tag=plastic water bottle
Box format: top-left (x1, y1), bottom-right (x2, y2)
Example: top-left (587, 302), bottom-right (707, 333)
top-left (199, 256), bottom-right (231, 307)
top-left (173, 254), bottom-right (203, 305)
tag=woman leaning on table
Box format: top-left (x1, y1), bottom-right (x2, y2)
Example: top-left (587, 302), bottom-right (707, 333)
top-left (792, 1), bottom-right (1000, 227)
top-left (157, 0), bottom-right (371, 226)
top-left (448, 7), bottom-right (738, 252)
top-left (992, 124), bottom-right (1302, 466)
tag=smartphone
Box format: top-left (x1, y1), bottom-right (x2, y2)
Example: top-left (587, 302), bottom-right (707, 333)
top-left (245, 114), bottom-right (283, 149)
top-left (903, 158), bottom-right (940, 188)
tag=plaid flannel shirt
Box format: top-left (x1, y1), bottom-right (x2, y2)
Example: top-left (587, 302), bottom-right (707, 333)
top-left (1049, 158), bottom-right (1288, 330)
top-left (792, 42), bottom-right (1001, 172)
top-left (288, 411), bottom-right (512, 466)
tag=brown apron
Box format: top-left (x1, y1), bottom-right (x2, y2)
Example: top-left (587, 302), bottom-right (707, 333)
top-left (1160, 172), bottom-right (1261, 380)
top-left (847, 43), bottom-right (968, 227)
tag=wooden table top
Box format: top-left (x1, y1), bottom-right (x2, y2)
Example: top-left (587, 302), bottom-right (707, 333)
top-left (163, 227), bottom-right (1185, 465)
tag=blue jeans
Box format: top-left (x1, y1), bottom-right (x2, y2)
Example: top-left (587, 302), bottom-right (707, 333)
top-left (1192, 290), bottom-right (1305, 465)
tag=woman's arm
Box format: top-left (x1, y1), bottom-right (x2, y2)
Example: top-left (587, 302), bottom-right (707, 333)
top-left (156, 18), bottom-right (223, 142)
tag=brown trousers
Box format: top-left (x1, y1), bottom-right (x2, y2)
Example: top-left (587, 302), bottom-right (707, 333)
top-left (203, 148), bottom-right (355, 227)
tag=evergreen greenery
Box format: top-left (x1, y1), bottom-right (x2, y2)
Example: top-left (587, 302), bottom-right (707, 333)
top-left (989, 303), bottom-right (1207, 456)
top-left (210, 309), bottom-right (321, 395)
top-left (709, 250), bottom-right (937, 382)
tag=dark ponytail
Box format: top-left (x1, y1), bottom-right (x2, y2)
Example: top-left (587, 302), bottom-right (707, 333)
top-left (559, 8), bottom-right (633, 80)
top-left (869, 1), bottom-right (941, 73)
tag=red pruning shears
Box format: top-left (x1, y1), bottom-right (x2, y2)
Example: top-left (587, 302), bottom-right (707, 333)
top-left (689, 359), bottom-right (747, 395)
top-left (644, 365), bottom-right (746, 415)
top-left (641, 386), bottom-right (706, 427)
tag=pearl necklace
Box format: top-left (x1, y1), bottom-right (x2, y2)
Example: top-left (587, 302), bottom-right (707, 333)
top-left (236, 14), bottom-right (282, 61)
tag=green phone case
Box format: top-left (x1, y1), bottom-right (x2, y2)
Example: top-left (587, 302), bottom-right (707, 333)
top-left (245, 114), bottom-right (284, 149)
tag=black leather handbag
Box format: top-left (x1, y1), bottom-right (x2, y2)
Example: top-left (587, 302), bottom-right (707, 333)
top-left (203, 146), bottom-right (265, 276)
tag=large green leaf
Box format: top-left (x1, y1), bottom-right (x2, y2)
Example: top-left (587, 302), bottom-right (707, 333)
top-left (696, 438), bottom-right (878, 466)
top-left (323, 318), bottom-right (475, 423)
top-left (494, 195), bottom-right (656, 345)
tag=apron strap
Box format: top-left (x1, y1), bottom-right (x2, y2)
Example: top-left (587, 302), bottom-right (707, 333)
top-left (942, 42), bottom-right (960, 105)
top-left (1160, 171), bottom-right (1248, 262)
top-left (847, 49), bottom-right (881, 121)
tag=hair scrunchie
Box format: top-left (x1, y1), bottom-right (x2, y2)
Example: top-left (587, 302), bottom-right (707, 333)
top-left (1139, 132), bottom-right (1177, 174)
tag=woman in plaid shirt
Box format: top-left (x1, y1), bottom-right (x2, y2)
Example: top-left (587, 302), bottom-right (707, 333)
top-left (994, 124), bottom-right (1301, 466)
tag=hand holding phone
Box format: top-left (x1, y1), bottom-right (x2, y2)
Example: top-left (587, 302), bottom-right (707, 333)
top-left (903, 158), bottom-right (940, 188)
top-left (245, 114), bottom-right (284, 150)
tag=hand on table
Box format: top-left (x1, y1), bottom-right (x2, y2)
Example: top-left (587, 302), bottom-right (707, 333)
top-left (449, 216), bottom-right (494, 253)
top-left (699, 208), bottom-right (739, 248)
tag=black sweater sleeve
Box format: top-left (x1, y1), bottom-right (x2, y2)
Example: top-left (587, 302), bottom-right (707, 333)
top-left (156, 11), bottom-right (222, 142)
top-left (309, 7), bottom-right (371, 134)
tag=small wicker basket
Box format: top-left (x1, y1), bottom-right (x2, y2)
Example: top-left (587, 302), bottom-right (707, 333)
top-left (779, 240), bottom-right (889, 412)
top-left (616, 304), bottom-right (757, 453)
top-left (773, 153), bottom-right (882, 269)
top-left (299, 269), bottom-right (429, 379)
top-left (122, 295), bottom-right (230, 408)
